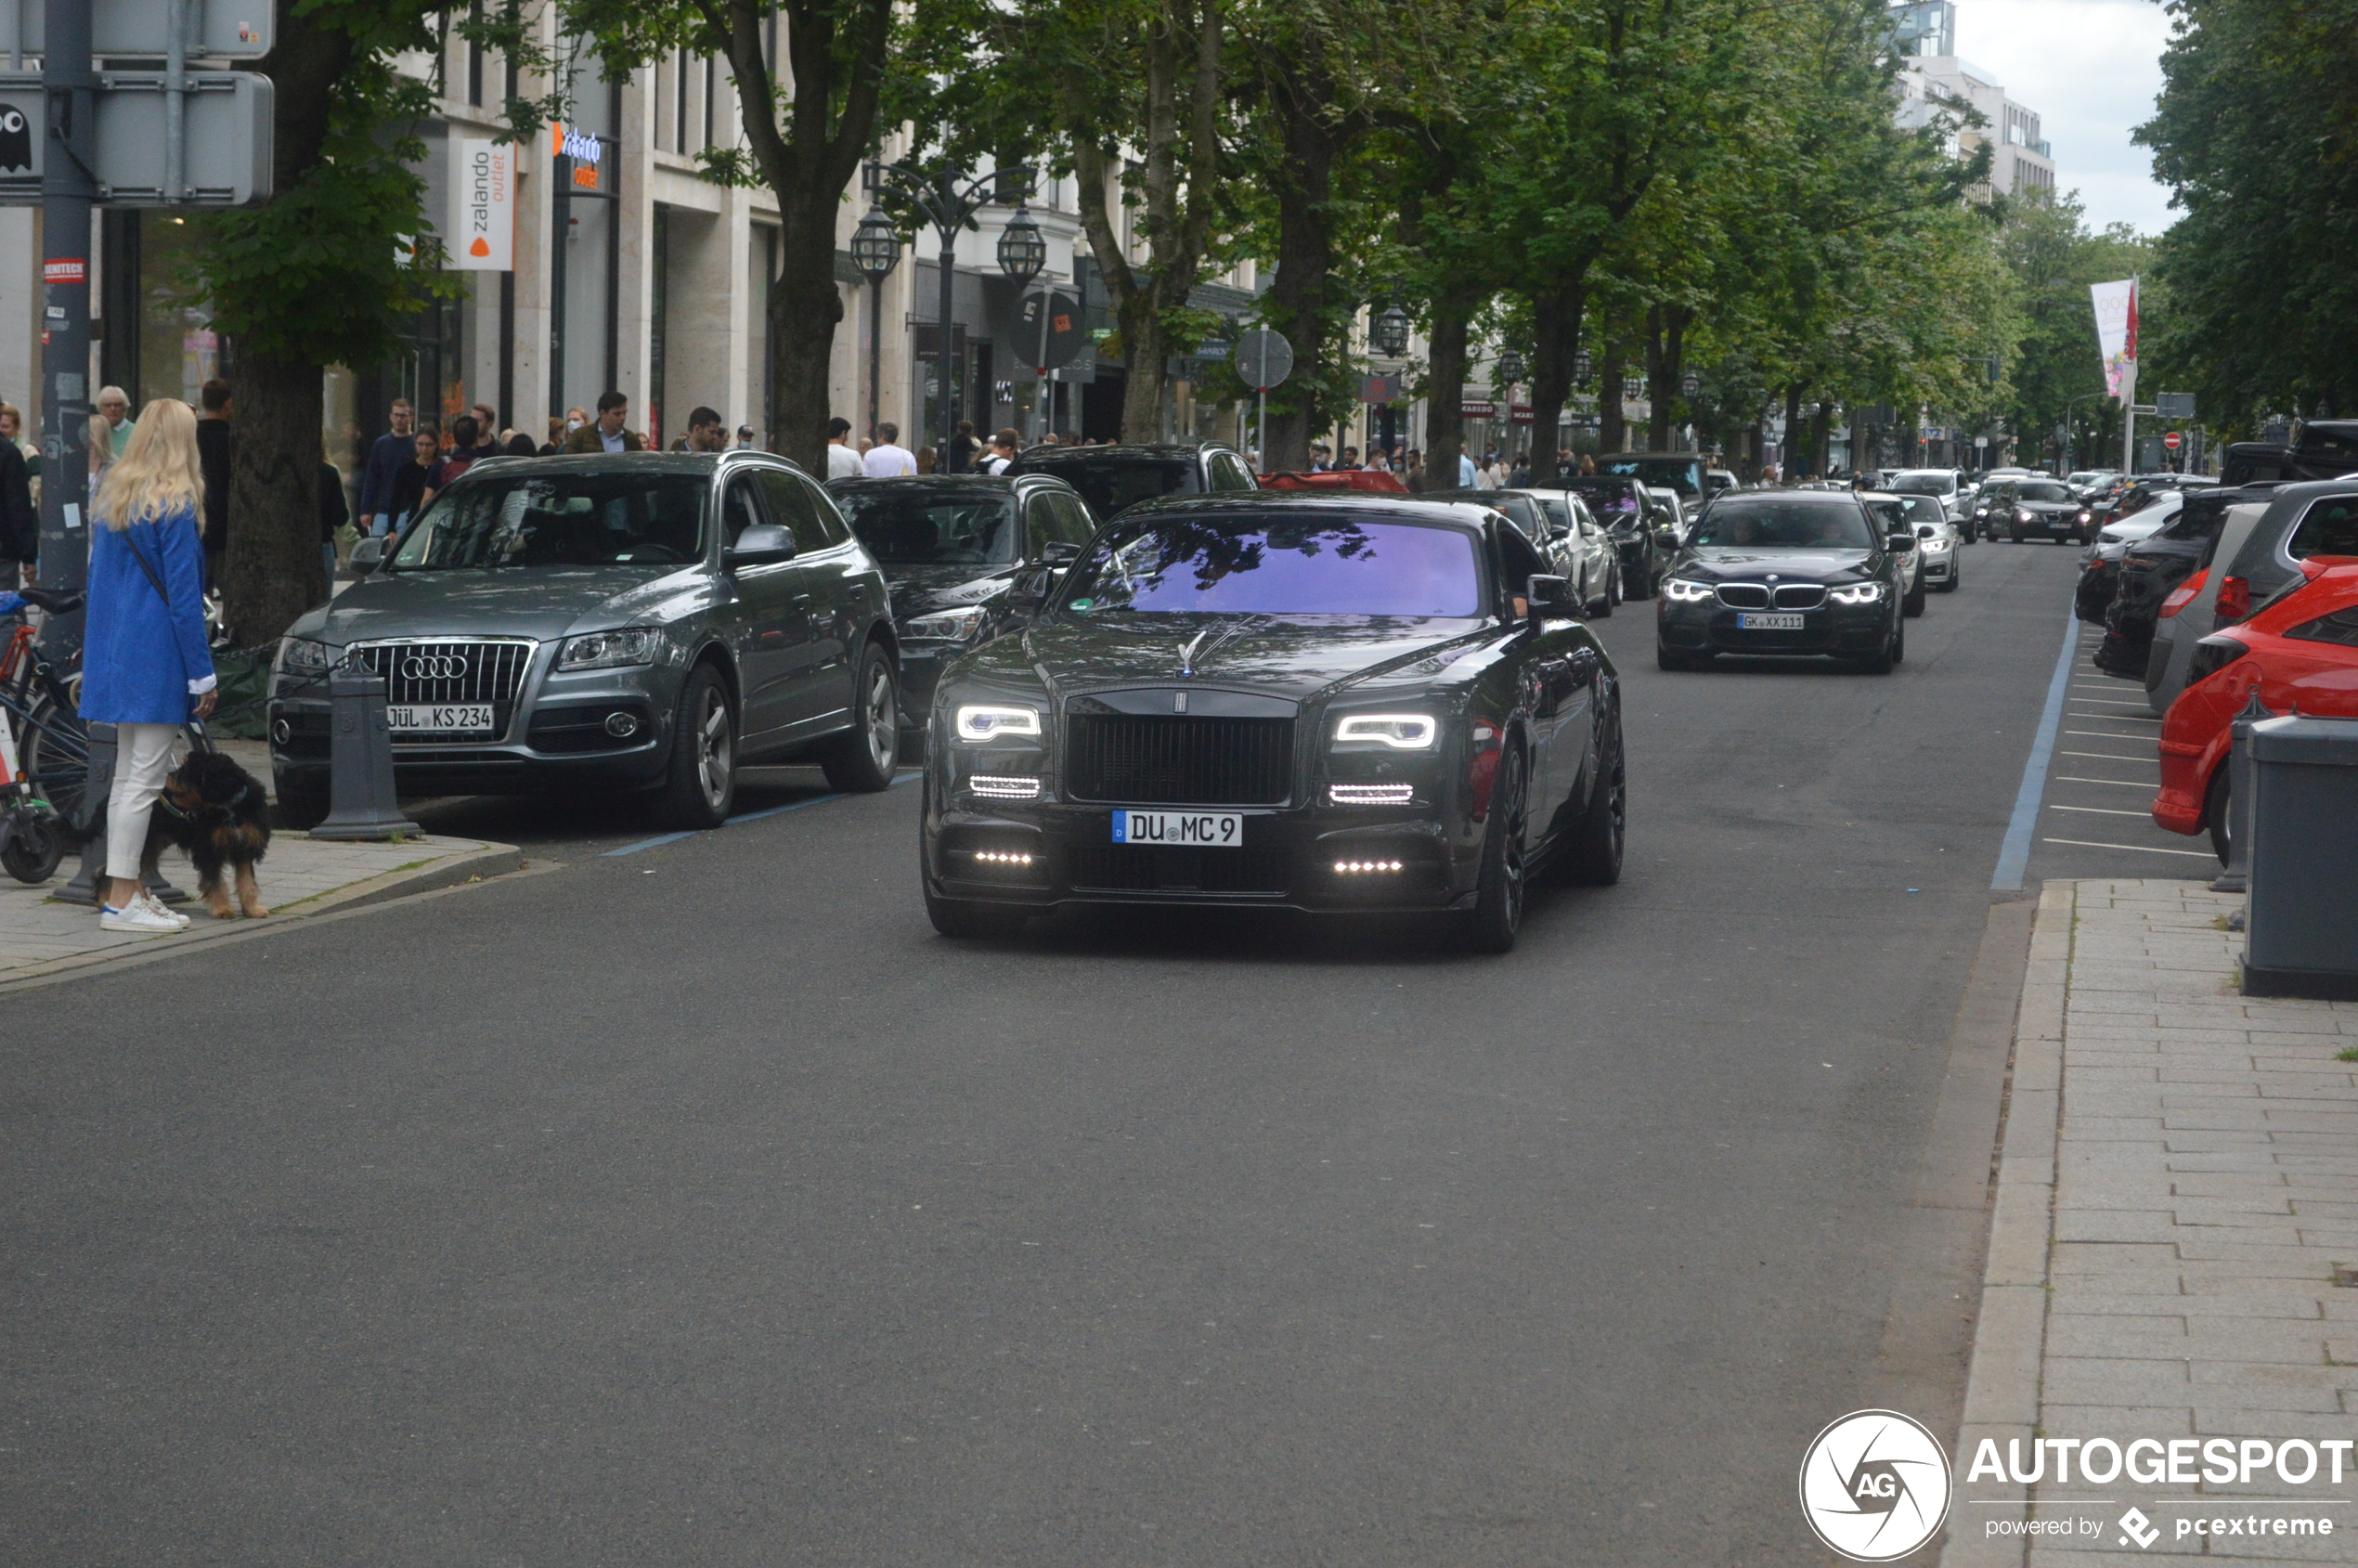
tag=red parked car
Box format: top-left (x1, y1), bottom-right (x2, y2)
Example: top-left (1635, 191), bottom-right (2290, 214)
top-left (1262, 469), bottom-right (1408, 494)
top-left (2153, 557), bottom-right (2358, 861)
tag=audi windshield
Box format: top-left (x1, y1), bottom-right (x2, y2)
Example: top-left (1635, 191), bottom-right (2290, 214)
top-left (389, 473), bottom-right (708, 571)
top-left (1057, 515), bottom-right (1483, 617)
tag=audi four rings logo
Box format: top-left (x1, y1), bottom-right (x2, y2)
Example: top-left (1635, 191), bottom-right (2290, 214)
top-left (401, 655), bottom-right (471, 680)
top-left (1799, 1409), bottom-right (1953, 1561)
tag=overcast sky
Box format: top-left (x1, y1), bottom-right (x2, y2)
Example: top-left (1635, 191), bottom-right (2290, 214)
top-left (1952, 0), bottom-right (2177, 237)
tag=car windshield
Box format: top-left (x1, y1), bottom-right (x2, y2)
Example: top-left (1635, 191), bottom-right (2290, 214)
top-left (1059, 516), bottom-right (1483, 617)
top-left (1889, 472), bottom-right (1955, 497)
top-left (1690, 498), bottom-right (1876, 550)
top-left (390, 472), bottom-right (706, 570)
top-left (1899, 496), bottom-right (1946, 524)
top-left (1020, 457), bottom-right (1196, 519)
top-left (1566, 479), bottom-right (1644, 517)
top-left (835, 487), bottom-right (1019, 565)
top-left (1598, 457), bottom-right (1702, 499)
top-left (1529, 494), bottom-right (1575, 531)
top-left (2017, 482), bottom-right (2073, 502)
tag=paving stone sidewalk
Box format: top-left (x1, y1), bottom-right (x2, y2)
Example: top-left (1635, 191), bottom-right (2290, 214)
top-left (1950, 880), bottom-right (2358, 1567)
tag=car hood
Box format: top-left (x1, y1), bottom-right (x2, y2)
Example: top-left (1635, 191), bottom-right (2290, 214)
top-left (2013, 499), bottom-right (2083, 515)
top-left (292, 565), bottom-right (707, 646)
top-left (1676, 547), bottom-right (1877, 583)
top-left (952, 614), bottom-right (1500, 706)
top-left (884, 562), bottom-right (1023, 619)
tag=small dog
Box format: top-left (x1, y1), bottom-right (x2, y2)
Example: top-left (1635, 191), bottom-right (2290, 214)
top-left (140, 748), bottom-right (273, 918)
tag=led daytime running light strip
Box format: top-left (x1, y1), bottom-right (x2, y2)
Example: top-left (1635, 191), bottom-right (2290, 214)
top-left (1333, 860), bottom-right (1406, 874)
top-left (968, 774), bottom-right (1041, 799)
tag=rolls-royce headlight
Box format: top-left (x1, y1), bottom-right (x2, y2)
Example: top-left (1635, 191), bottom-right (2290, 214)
top-left (558, 627), bottom-right (660, 670)
top-left (1333, 714), bottom-right (1437, 749)
top-left (954, 704), bottom-right (1041, 741)
top-left (1828, 582), bottom-right (1887, 605)
top-left (907, 605), bottom-right (988, 641)
top-left (1662, 578), bottom-right (1715, 603)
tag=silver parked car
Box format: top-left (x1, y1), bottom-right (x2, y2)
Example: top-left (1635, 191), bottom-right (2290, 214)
top-left (1887, 493), bottom-right (1960, 591)
top-left (268, 451), bottom-right (902, 829)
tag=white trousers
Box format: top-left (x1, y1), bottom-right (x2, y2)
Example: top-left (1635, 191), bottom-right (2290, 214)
top-left (106, 722), bottom-right (182, 880)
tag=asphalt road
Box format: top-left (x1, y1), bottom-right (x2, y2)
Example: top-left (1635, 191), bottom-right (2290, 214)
top-left (1, 539), bottom-right (2194, 1565)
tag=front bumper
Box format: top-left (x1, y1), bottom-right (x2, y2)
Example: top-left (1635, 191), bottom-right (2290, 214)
top-left (2153, 750), bottom-right (2209, 836)
top-left (1919, 550), bottom-right (1955, 581)
top-left (1655, 593), bottom-right (1894, 657)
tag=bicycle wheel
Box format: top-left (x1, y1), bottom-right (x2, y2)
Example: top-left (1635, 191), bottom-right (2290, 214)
top-left (0, 806), bottom-right (65, 884)
top-left (18, 693), bottom-right (91, 824)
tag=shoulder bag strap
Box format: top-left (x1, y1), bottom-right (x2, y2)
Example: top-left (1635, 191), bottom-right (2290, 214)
top-left (119, 523), bottom-right (214, 751)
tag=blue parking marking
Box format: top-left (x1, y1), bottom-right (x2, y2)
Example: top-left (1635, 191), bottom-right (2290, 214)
top-left (1991, 615), bottom-right (2079, 892)
top-left (602, 770), bottom-right (921, 857)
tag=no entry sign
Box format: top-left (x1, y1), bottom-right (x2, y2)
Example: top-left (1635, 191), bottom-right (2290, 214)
top-left (2163, 431), bottom-right (2183, 451)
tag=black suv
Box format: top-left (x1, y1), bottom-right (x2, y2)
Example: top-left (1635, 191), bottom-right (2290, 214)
top-left (1004, 442), bottom-right (1258, 525)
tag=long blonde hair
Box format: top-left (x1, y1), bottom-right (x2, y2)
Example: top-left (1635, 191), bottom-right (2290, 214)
top-left (93, 396), bottom-right (204, 530)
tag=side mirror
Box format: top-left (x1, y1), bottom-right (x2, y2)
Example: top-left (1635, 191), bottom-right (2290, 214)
top-left (724, 523), bottom-right (797, 569)
top-left (1548, 523), bottom-right (1571, 541)
top-left (1917, 525), bottom-right (1937, 538)
top-left (1525, 573), bottom-right (1573, 628)
top-left (1887, 527), bottom-right (1914, 546)
top-left (350, 536), bottom-right (387, 572)
top-left (1039, 539), bottom-right (1082, 565)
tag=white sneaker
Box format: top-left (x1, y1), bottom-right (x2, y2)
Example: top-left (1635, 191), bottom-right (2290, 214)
top-left (101, 899), bottom-right (185, 933)
top-left (138, 891), bottom-right (192, 927)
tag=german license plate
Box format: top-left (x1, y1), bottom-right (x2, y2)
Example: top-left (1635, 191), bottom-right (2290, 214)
top-left (386, 703), bottom-right (495, 734)
top-left (1112, 810), bottom-right (1243, 846)
top-left (1736, 612), bottom-right (1805, 629)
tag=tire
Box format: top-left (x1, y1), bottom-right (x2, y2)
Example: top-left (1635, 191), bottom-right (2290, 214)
top-left (655, 663), bottom-right (737, 830)
top-left (1460, 745), bottom-right (1529, 954)
top-left (0, 809), bottom-right (65, 884)
top-left (2010, 525), bottom-right (2025, 543)
top-left (1937, 568), bottom-right (1961, 592)
top-left (1892, 615), bottom-right (1906, 664)
top-left (273, 775), bottom-right (330, 831)
top-left (1559, 705), bottom-right (1625, 887)
top-left (925, 882), bottom-right (1033, 938)
top-left (1592, 565), bottom-right (1615, 617)
top-left (1904, 577), bottom-right (1927, 617)
top-left (1857, 618), bottom-right (1898, 674)
top-left (2205, 761), bottom-right (2232, 867)
top-left (820, 642), bottom-right (900, 793)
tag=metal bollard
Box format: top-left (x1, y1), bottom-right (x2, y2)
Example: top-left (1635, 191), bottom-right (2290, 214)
top-left (2207, 688), bottom-right (2273, 895)
top-left (2241, 713), bottom-right (2358, 999)
top-left (306, 663), bottom-right (421, 841)
top-left (53, 720), bottom-right (188, 905)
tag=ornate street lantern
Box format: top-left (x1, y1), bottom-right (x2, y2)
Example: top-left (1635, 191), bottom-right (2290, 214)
top-left (1497, 350), bottom-right (1525, 385)
top-left (1572, 348), bottom-right (1591, 385)
top-left (1372, 304), bottom-right (1411, 357)
top-left (851, 204), bottom-right (901, 279)
top-left (1681, 371), bottom-right (1701, 399)
top-left (996, 203), bottom-right (1047, 286)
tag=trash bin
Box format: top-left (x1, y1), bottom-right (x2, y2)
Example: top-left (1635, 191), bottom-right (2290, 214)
top-left (2243, 714), bottom-right (2358, 999)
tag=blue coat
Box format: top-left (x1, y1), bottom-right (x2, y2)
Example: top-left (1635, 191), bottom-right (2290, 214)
top-left (79, 504), bottom-right (214, 726)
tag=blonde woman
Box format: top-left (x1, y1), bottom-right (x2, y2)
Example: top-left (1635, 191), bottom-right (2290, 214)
top-left (80, 398), bottom-right (215, 933)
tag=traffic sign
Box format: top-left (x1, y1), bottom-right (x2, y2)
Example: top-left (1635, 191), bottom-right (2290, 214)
top-left (1360, 374), bottom-right (1402, 405)
top-left (2155, 392), bottom-right (2196, 419)
top-left (0, 70), bottom-right (273, 205)
top-left (1234, 327), bottom-right (1293, 392)
top-left (2163, 431), bottom-right (2183, 451)
top-left (1017, 288), bottom-right (1084, 372)
top-left (3, 0), bottom-right (274, 60)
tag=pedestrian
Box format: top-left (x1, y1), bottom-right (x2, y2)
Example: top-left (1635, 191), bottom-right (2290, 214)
top-left (95, 385), bottom-right (133, 460)
top-left (947, 420), bottom-right (979, 474)
top-left (1577, 452), bottom-right (1596, 475)
top-left (1308, 442), bottom-right (1331, 472)
top-left (916, 446), bottom-right (938, 474)
top-left (318, 460), bottom-right (348, 598)
top-left (87, 408), bottom-right (119, 498)
top-left (503, 433), bottom-right (537, 458)
top-left (194, 379), bottom-right (234, 589)
top-left (539, 417), bottom-right (566, 457)
top-left (825, 417), bottom-right (864, 479)
top-left (735, 426), bottom-right (758, 450)
top-left (1509, 454), bottom-right (1530, 488)
top-left (670, 406), bottom-right (727, 454)
top-left (1458, 448), bottom-right (1477, 486)
top-left (433, 415), bottom-right (484, 488)
top-left (863, 421), bottom-right (917, 477)
top-left (980, 428), bottom-right (1021, 474)
top-left (1476, 451), bottom-right (1504, 490)
top-left (0, 405), bottom-right (32, 591)
top-left (1339, 446), bottom-right (1361, 471)
top-left (564, 392), bottom-right (643, 455)
top-left (386, 431), bottom-right (438, 535)
top-left (357, 398), bottom-right (417, 535)
top-left (77, 397), bottom-right (215, 934)
top-left (1405, 451), bottom-right (1426, 493)
top-left (0, 401), bottom-right (37, 514)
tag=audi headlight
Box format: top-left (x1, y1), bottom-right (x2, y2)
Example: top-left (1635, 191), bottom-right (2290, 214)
top-left (907, 605), bottom-right (989, 641)
top-left (557, 628), bottom-right (661, 670)
top-left (1333, 713), bottom-right (1438, 749)
top-left (1662, 577), bottom-right (1715, 603)
top-left (1828, 582), bottom-right (1886, 605)
top-left (954, 704), bottom-right (1042, 742)
top-left (276, 636), bottom-right (332, 676)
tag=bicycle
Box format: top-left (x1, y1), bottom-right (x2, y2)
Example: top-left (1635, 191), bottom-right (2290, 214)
top-left (0, 587), bottom-right (84, 883)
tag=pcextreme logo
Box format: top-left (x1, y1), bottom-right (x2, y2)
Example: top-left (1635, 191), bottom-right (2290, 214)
top-left (1799, 1410), bottom-right (1954, 1562)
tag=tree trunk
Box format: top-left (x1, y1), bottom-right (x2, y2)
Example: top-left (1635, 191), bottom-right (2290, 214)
top-left (223, 347), bottom-right (325, 644)
top-left (1645, 305), bottom-right (1688, 450)
top-left (1598, 339), bottom-right (1626, 454)
top-left (1259, 58), bottom-right (1341, 474)
top-left (1118, 292), bottom-right (1169, 441)
top-left (768, 204), bottom-right (842, 474)
top-left (1781, 383), bottom-right (1802, 477)
top-left (1423, 294), bottom-right (1472, 491)
top-left (1807, 400), bottom-right (1831, 477)
top-left (1524, 284), bottom-right (1579, 481)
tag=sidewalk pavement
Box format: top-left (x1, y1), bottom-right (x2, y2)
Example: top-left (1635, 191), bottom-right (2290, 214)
top-left (1950, 880), bottom-right (2358, 1566)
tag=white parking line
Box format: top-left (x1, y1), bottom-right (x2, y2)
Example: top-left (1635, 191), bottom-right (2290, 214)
top-left (2070, 697), bottom-right (2158, 707)
top-left (2041, 836), bottom-right (2215, 858)
top-left (2054, 776), bottom-right (2151, 787)
top-left (2065, 729), bottom-right (2155, 741)
top-left (2059, 749), bottom-right (2152, 762)
top-left (2048, 804), bottom-right (2153, 817)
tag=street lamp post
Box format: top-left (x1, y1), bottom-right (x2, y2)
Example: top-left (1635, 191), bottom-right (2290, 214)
top-left (868, 160), bottom-right (1042, 466)
top-left (849, 202), bottom-right (901, 447)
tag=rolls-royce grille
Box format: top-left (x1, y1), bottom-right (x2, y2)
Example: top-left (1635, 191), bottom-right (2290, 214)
top-left (1717, 584), bottom-right (1770, 609)
top-left (348, 640), bottom-right (534, 706)
top-left (1064, 715), bottom-right (1292, 806)
top-left (1774, 584), bottom-right (1827, 610)
top-left (1069, 846), bottom-right (1290, 894)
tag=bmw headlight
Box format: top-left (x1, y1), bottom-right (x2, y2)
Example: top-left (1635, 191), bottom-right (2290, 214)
top-left (907, 604), bottom-right (989, 641)
top-left (1333, 713), bottom-right (1437, 749)
top-left (954, 704), bottom-right (1042, 741)
top-left (1828, 582), bottom-right (1887, 605)
top-left (557, 627), bottom-right (661, 670)
top-left (1922, 536), bottom-right (1952, 552)
top-left (1662, 577), bottom-right (1715, 603)
top-left (276, 636), bottom-right (332, 676)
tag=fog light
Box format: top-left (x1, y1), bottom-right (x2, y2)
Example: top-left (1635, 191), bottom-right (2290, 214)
top-left (1333, 859), bottom-right (1406, 874)
top-left (972, 850), bottom-right (1035, 866)
top-left (1329, 783), bottom-right (1413, 806)
top-left (270, 718), bottom-right (292, 744)
top-left (969, 774), bottom-right (1041, 799)
top-left (603, 710), bottom-right (641, 738)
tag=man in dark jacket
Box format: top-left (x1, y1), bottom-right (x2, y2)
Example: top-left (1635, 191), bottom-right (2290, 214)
top-left (357, 398), bottom-right (417, 533)
top-left (195, 377), bottom-right (234, 589)
top-left (563, 391), bottom-right (645, 455)
top-left (0, 429), bottom-right (32, 591)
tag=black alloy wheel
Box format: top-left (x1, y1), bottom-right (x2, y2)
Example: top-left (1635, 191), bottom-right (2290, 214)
top-left (1559, 705), bottom-right (1625, 887)
top-left (1938, 563), bottom-right (1962, 592)
top-left (1592, 564), bottom-right (1616, 617)
top-left (2205, 763), bottom-right (2233, 867)
top-left (1857, 616), bottom-right (1898, 675)
top-left (655, 663), bottom-right (737, 830)
top-left (821, 643), bottom-right (900, 793)
top-left (1463, 745), bottom-right (1529, 953)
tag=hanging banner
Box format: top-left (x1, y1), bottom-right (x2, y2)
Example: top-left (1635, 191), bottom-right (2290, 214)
top-left (449, 137), bottom-right (513, 271)
top-left (2090, 278), bottom-right (2138, 399)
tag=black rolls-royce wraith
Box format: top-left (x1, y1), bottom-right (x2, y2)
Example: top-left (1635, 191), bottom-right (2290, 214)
top-left (920, 493), bottom-right (1626, 952)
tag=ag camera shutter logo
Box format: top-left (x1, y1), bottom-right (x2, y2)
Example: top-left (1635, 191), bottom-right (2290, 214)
top-left (1799, 1409), bottom-right (1953, 1561)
